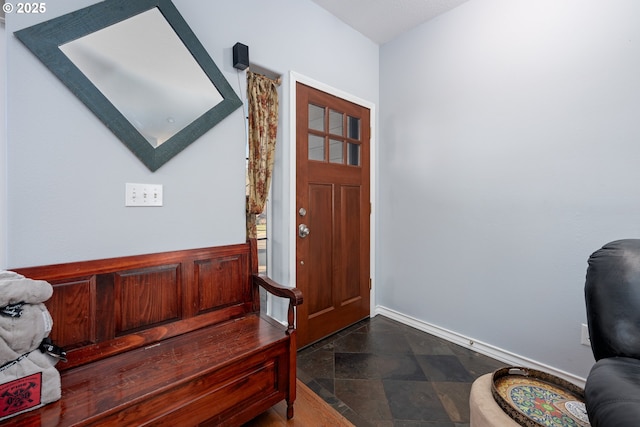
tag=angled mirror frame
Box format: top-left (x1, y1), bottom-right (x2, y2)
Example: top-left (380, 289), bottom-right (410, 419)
top-left (15, 0), bottom-right (242, 171)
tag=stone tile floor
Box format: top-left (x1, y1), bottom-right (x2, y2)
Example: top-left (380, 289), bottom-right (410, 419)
top-left (297, 315), bottom-right (506, 426)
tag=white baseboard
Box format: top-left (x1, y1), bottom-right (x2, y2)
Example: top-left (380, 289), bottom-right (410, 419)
top-left (373, 305), bottom-right (586, 388)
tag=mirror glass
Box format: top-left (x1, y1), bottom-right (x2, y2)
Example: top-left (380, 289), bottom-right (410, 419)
top-left (14, 0), bottom-right (242, 171)
top-left (60, 8), bottom-right (223, 148)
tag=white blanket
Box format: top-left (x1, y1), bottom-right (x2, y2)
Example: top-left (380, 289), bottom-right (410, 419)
top-left (0, 271), bottom-right (60, 420)
top-left (0, 350), bottom-right (61, 421)
top-left (0, 271), bottom-right (53, 306)
top-left (0, 303), bottom-right (53, 362)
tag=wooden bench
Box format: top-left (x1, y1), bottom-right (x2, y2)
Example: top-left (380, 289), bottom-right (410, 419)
top-left (6, 242), bottom-right (303, 426)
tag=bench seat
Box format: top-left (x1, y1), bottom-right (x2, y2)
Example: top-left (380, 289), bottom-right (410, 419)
top-left (12, 315), bottom-right (287, 426)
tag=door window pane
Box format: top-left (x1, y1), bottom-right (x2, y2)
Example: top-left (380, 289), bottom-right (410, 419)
top-left (348, 116), bottom-right (360, 140)
top-left (309, 104), bottom-right (324, 131)
top-left (329, 139), bottom-right (343, 164)
top-left (308, 134), bottom-right (325, 161)
top-left (347, 142), bottom-right (360, 166)
top-left (329, 110), bottom-right (343, 136)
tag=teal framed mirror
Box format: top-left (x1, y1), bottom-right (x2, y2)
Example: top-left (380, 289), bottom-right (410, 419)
top-left (15, 0), bottom-right (242, 171)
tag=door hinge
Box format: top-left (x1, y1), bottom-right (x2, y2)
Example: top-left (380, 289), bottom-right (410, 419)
top-left (369, 278), bottom-right (372, 290)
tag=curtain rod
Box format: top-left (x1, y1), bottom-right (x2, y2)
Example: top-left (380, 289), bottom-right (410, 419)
top-left (247, 66), bottom-right (281, 86)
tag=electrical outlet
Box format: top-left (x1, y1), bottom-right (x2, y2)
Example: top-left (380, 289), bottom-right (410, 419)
top-left (125, 183), bottom-right (163, 206)
top-left (581, 323), bottom-right (591, 346)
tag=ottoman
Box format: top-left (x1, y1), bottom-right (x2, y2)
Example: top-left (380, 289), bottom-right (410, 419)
top-left (469, 373), bottom-right (519, 427)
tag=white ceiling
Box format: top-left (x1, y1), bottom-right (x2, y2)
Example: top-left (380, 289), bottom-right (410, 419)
top-left (310, 0), bottom-right (470, 44)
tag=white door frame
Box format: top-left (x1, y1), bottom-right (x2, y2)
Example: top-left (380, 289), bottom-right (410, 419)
top-left (288, 71), bottom-right (377, 318)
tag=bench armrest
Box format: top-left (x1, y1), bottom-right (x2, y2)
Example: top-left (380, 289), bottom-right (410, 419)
top-left (253, 274), bottom-right (303, 306)
top-left (252, 274), bottom-right (303, 336)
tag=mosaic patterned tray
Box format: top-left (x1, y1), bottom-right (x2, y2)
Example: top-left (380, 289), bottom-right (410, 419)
top-left (491, 367), bottom-right (590, 427)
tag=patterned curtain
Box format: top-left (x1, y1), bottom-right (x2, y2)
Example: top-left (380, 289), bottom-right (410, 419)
top-left (246, 71), bottom-right (279, 239)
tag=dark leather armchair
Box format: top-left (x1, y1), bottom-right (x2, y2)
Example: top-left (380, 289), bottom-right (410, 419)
top-left (584, 239), bottom-right (640, 426)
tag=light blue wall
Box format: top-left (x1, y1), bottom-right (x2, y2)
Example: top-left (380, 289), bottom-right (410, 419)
top-left (4, 0), bottom-right (378, 269)
top-left (378, 0), bottom-right (640, 379)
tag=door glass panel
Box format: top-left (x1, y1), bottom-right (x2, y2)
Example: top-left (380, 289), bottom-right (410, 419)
top-left (308, 134), bottom-right (325, 161)
top-left (329, 139), bottom-right (343, 164)
top-left (329, 110), bottom-right (343, 136)
top-left (347, 142), bottom-right (360, 166)
top-left (309, 104), bottom-right (324, 131)
top-left (348, 116), bottom-right (360, 140)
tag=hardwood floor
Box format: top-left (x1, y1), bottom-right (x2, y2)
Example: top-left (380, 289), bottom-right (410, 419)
top-left (244, 380), bottom-right (354, 427)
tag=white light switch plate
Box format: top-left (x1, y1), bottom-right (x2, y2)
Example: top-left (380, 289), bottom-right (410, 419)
top-left (125, 183), bottom-right (163, 206)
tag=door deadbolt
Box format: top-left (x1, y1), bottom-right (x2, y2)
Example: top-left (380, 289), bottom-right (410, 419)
top-left (298, 207), bottom-right (307, 217)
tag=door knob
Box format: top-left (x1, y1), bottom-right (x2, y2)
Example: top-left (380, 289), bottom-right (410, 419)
top-left (298, 224), bottom-right (310, 238)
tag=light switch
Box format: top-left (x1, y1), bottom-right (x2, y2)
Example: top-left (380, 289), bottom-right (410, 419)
top-left (125, 183), bottom-right (163, 206)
